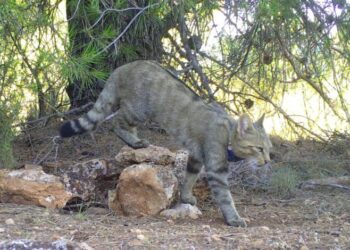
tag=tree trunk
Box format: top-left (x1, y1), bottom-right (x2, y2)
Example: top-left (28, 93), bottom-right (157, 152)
top-left (65, 0), bottom-right (167, 108)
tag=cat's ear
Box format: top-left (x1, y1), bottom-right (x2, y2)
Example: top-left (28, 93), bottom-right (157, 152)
top-left (255, 114), bottom-right (265, 128)
top-left (237, 114), bottom-right (253, 136)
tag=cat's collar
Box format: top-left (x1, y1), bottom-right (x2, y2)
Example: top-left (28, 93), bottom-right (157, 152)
top-left (227, 146), bottom-right (244, 162)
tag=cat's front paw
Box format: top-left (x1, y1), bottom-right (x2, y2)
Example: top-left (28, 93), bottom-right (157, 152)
top-left (131, 139), bottom-right (150, 149)
top-left (180, 194), bottom-right (197, 205)
top-left (226, 217), bottom-right (247, 227)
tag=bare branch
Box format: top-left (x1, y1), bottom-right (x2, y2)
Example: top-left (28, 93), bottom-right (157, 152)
top-left (90, 7), bottom-right (146, 29)
top-left (66, 0), bottom-right (82, 21)
top-left (178, 11), bottom-right (214, 101)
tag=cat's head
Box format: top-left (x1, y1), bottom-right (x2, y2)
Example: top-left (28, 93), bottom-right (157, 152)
top-left (231, 114), bottom-right (272, 165)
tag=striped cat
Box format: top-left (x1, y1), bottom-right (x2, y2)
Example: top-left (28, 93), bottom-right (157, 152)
top-left (59, 60), bottom-right (272, 227)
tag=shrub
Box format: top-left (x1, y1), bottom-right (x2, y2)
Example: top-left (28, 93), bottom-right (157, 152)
top-left (0, 104), bottom-right (17, 168)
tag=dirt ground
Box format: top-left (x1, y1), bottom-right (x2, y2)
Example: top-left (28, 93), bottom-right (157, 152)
top-left (1, 119), bottom-right (350, 249)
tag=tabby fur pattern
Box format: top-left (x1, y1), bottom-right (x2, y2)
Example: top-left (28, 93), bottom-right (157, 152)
top-left (59, 60), bottom-right (272, 227)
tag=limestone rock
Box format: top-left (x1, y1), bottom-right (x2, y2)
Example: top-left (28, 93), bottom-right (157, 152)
top-left (61, 159), bottom-right (108, 201)
top-left (115, 145), bottom-right (176, 166)
top-left (0, 169), bottom-right (74, 209)
top-left (109, 163), bottom-right (178, 216)
top-left (160, 203), bottom-right (202, 220)
top-left (0, 239), bottom-right (93, 250)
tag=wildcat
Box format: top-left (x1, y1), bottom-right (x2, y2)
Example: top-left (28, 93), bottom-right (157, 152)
top-left (59, 60), bottom-right (272, 227)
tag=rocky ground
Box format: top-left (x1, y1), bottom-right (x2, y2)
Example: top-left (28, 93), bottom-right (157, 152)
top-left (1, 189), bottom-right (349, 249)
top-left (0, 120), bottom-right (349, 249)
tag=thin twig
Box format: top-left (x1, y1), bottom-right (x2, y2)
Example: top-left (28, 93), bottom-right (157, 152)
top-left (67, 0), bottom-right (82, 21)
top-left (91, 7), bottom-right (146, 29)
top-left (103, 111), bottom-right (119, 122)
top-left (12, 102), bottom-right (94, 128)
top-left (33, 136), bottom-right (61, 165)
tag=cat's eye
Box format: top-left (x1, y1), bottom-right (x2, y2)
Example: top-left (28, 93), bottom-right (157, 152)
top-left (247, 146), bottom-right (263, 153)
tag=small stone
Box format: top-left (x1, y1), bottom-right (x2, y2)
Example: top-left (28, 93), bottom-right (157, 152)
top-left (211, 234), bottom-right (222, 241)
top-left (244, 217), bottom-right (251, 223)
top-left (130, 229), bottom-right (142, 234)
top-left (0, 228), bottom-right (5, 233)
top-left (259, 226), bottom-right (270, 231)
top-left (51, 233), bottom-right (62, 241)
top-left (79, 242), bottom-right (94, 250)
top-left (300, 246), bottom-right (309, 250)
top-left (252, 239), bottom-right (265, 248)
top-left (5, 218), bottom-right (15, 225)
top-left (202, 225), bottom-right (210, 230)
top-left (70, 229), bottom-right (79, 235)
top-left (136, 234), bottom-right (146, 241)
top-left (167, 219), bottom-right (175, 224)
top-left (330, 230), bottom-right (340, 237)
top-left (160, 203), bottom-right (202, 220)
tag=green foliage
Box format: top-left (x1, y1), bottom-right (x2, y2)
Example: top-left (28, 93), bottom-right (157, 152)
top-left (62, 44), bottom-right (108, 88)
top-left (1, 0), bottom-right (350, 141)
top-left (269, 167), bottom-right (299, 198)
top-left (117, 44), bottom-right (140, 61)
top-left (0, 103), bottom-right (18, 169)
top-left (257, 0), bottom-right (299, 21)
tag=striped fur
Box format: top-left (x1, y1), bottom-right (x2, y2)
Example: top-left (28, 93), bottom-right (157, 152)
top-left (59, 60), bottom-right (272, 227)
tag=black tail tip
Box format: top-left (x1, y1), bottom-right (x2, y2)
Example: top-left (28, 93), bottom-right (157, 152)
top-left (59, 120), bottom-right (85, 138)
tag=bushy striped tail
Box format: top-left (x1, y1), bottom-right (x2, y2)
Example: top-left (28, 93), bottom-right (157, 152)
top-left (59, 113), bottom-right (98, 138)
top-left (59, 77), bottom-right (118, 138)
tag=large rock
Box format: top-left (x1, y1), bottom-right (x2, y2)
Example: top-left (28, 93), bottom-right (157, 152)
top-left (0, 168), bottom-right (74, 208)
top-left (47, 158), bottom-right (124, 204)
top-left (61, 159), bottom-right (111, 201)
top-left (109, 163), bottom-right (178, 216)
top-left (115, 145), bottom-right (176, 166)
top-left (0, 159), bottom-right (125, 209)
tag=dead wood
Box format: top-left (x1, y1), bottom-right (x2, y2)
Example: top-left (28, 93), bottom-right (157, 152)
top-left (301, 176), bottom-right (350, 191)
